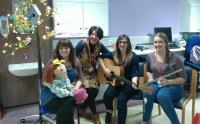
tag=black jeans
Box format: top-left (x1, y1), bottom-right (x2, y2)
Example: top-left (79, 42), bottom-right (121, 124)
top-left (79, 87), bottom-right (99, 114)
top-left (45, 97), bottom-right (75, 124)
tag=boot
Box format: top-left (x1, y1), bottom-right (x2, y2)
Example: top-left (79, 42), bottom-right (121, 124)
top-left (79, 108), bottom-right (92, 120)
top-left (93, 114), bottom-right (101, 124)
top-left (105, 110), bottom-right (112, 124)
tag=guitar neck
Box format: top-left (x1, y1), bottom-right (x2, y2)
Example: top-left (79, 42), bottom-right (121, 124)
top-left (155, 69), bottom-right (183, 81)
top-left (111, 72), bottom-right (153, 95)
top-left (112, 73), bottom-right (133, 85)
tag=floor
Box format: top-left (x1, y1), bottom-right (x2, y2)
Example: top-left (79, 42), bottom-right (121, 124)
top-left (0, 93), bottom-right (199, 124)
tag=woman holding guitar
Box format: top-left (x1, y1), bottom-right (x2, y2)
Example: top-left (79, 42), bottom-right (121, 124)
top-left (142, 33), bottom-right (187, 124)
top-left (99, 34), bottom-right (139, 124)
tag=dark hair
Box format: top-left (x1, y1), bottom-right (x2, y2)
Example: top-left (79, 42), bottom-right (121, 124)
top-left (114, 34), bottom-right (132, 65)
top-left (154, 32), bottom-right (170, 64)
top-left (88, 26), bottom-right (104, 40)
top-left (55, 39), bottom-right (76, 67)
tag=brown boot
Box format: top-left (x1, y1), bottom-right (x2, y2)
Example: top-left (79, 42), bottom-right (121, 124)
top-left (93, 114), bottom-right (101, 124)
top-left (79, 109), bottom-right (92, 120)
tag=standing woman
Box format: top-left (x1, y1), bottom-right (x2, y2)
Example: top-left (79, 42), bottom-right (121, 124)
top-left (99, 34), bottom-right (139, 124)
top-left (75, 26), bottom-right (110, 124)
top-left (41, 39), bottom-right (83, 124)
top-left (142, 32), bottom-right (187, 124)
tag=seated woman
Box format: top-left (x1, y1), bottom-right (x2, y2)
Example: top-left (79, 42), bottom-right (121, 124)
top-left (41, 39), bottom-right (83, 124)
top-left (142, 32), bottom-right (187, 124)
top-left (99, 34), bottom-right (139, 124)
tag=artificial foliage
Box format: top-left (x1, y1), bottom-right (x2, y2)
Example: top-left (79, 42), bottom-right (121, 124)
top-left (1, 0), bottom-right (54, 55)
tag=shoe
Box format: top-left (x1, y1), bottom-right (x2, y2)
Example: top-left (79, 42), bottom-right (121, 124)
top-left (78, 109), bottom-right (92, 120)
top-left (93, 114), bottom-right (101, 124)
top-left (105, 112), bottom-right (112, 124)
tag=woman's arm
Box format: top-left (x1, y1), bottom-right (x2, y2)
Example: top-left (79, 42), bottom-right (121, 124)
top-left (75, 40), bottom-right (85, 56)
top-left (146, 54), bottom-right (155, 83)
top-left (160, 55), bottom-right (187, 85)
top-left (74, 58), bottom-right (83, 89)
top-left (98, 51), bottom-right (113, 76)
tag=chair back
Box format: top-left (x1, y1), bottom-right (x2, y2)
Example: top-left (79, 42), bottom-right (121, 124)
top-left (184, 35), bottom-right (200, 61)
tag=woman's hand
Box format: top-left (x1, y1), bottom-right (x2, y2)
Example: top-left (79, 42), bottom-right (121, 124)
top-left (147, 78), bottom-right (155, 83)
top-left (159, 76), bottom-right (169, 86)
top-left (132, 77), bottom-right (138, 89)
top-left (132, 81), bottom-right (138, 89)
top-left (104, 67), bottom-right (111, 77)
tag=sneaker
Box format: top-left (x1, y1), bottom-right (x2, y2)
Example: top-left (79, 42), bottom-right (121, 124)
top-left (78, 109), bottom-right (92, 120)
top-left (105, 112), bottom-right (112, 124)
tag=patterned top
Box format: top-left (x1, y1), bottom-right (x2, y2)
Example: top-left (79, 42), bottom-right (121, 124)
top-left (75, 39), bottom-right (110, 88)
top-left (47, 75), bottom-right (74, 98)
top-left (146, 52), bottom-right (187, 80)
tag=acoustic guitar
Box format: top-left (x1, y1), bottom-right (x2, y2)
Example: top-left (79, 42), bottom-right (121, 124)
top-left (97, 58), bottom-right (153, 95)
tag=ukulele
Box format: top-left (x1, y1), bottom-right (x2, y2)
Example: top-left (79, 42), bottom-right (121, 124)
top-left (97, 58), bottom-right (153, 95)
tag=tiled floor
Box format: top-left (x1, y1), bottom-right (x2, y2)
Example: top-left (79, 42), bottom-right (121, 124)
top-left (0, 93), bottom-right (199, 124)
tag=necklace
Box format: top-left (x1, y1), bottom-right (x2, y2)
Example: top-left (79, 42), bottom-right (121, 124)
top-left (155, 52), bottom-right (164, 76)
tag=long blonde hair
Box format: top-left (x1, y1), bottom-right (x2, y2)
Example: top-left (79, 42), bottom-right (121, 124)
top-left (113, 34), bottom-right (133, 65)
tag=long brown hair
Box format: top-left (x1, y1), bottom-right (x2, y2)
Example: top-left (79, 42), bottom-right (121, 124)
top-left (55, 39), bottom-right (76, 67)
top-left (113, 34), bottom-right (133, 65)
top-left (154, 32), bottom-right (170, 64)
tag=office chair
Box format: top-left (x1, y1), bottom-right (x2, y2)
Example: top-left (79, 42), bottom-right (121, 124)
top-left (184, 35), bottom-right (200, 92)
top-left (19, 78), bottom-right (56, 124)
top-left (19, 101), bottom-right (56, 124)
top-left (19, 91), bottom-right (80, 124)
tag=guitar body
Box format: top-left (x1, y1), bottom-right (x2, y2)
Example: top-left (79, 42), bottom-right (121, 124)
top-left (97, 58), bottom-right (124, 86)
top-left (97, 58), bottom-right (153, 94)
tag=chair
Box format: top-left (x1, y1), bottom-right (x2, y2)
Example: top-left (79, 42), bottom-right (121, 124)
top-left (184, 35), bottom-right (200, 92)
top-left (152, 67), bottom-right (197, 124)
top-left (19, 100), bottom-right (80, 124)
top-left (19, 81), bottom-right (80, 124)
top-left (19, 102), bottom-right (56, 124)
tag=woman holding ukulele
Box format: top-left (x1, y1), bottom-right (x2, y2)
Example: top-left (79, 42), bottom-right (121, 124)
top-left (142, 32), bottom-right (187, 124)
top-left (99, 34), bottom-right (139, 124)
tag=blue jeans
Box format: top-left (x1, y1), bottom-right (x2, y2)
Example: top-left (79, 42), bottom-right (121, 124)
top-left (103, 83), bottom-right (136, 124)
top-left (143, 83), bottom-right (182, 124)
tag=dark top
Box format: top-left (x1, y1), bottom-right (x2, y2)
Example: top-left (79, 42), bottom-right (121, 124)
top-left (100, 51), bottom-right (139, 81)
top-left (75, 40), bottom-right (110, 57)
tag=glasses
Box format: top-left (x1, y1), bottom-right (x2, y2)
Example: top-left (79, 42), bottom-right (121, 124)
top-left (118, 41), bottom-right (128, 44)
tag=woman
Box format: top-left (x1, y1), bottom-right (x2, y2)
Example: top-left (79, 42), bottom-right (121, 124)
top-left (41, 39), bottom-right (83, 124)
top-left (75, 26), bottom-right (110, 124)
top-left (99, 34), bottom-right (139, 124)
top-left (142, 32), bottom-right (187, 124)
